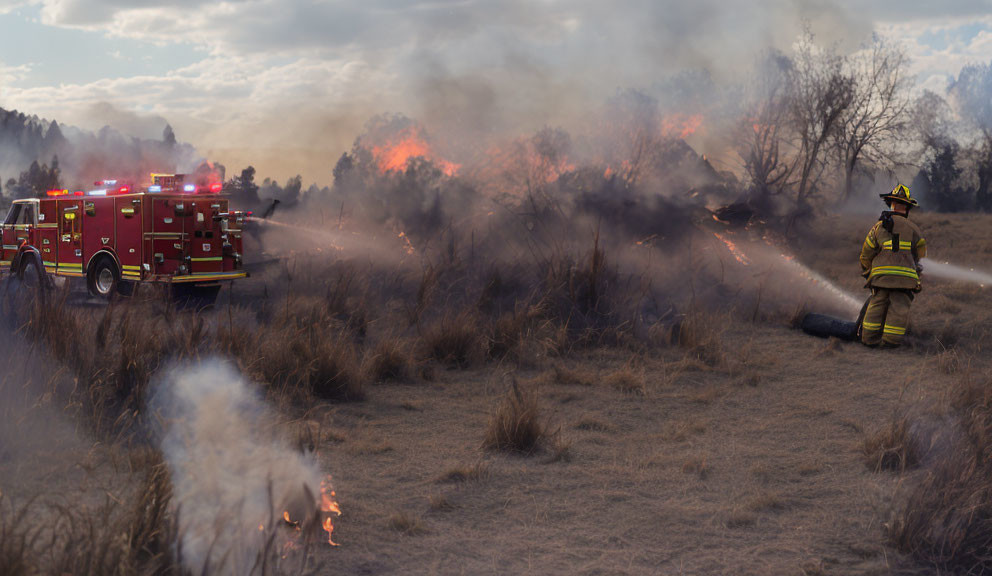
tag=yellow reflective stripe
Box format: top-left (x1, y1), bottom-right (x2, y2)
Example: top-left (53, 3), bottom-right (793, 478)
top-left (121, 265), bottom-right (141, 271)
top-left (57, 262), bottom-right (83, 269)
top-left (881, 240), bottom-right (913, 250)
top-left (865, 233), bottom-right (877, 249)
top-left (861, 321), bottom-right (882, 330)
top-left (190, 257), bottom-right (223, 262)
top-left (870, 266), bottom-right (919, 279)
top-left (883, 326), bottom-right (906, 335)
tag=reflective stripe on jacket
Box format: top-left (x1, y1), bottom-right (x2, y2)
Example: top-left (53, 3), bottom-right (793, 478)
top-left (860, 213), bottom-right (927, 290)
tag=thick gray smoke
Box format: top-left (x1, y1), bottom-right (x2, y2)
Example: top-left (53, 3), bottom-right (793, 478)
top-left (152, 360), bottom-right (324, 574)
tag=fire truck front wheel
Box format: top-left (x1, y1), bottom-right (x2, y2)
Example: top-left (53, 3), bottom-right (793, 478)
top-left (87, 255), bottom-right (120, 299)
top-left (17, 254), bottom-right (46, 291)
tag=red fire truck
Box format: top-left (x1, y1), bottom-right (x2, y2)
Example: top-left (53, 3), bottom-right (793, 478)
top-left (1, 173), bottom-right (249, 299)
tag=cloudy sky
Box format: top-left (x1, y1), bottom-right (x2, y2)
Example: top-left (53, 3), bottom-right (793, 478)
top-left (0, 0), bottom-right (990, 183)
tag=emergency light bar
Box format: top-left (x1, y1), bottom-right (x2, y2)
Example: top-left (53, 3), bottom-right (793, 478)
top-left (148, 185), bottom-right (162, 193)
top-left (184, 184), bottom-right (197, 192)
top-left (46, 189), bottom-right (69, 196)
top-left (88, 189), bottom-right (108, 196)
top-left (210, 183), bottom-right (223, 193)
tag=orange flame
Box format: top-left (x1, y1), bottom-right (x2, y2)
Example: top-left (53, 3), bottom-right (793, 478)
top-left (713, 232), bottom-right (750, 266)
top-left (370, 126), bottom-right (459, 177)
top-left (662, 114), bottom-right (703, 139)
top-left (398, 231), bottom-right (415, 255)
top-left (320, 477), bottom-right (342, 546)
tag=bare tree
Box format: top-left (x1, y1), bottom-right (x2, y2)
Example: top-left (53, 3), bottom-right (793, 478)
top-left (834, 36), bottom-right (912, 203)
top-left (787, 27), bottom-right (854, 209)
top-left (737, 50), bottom-right (797, 205)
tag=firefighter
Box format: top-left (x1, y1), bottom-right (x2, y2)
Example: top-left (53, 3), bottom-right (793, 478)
top-left (859, 184), bottom-right (927, 348)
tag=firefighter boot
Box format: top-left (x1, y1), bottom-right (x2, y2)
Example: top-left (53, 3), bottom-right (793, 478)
top-left (881, 289), bottom-right (912, 347)
top-left (861, 288), bottom-right (889, 347)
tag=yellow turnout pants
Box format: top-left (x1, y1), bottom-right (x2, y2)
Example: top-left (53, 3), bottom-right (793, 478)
top-left (861, 288), bottom-right (912, 347)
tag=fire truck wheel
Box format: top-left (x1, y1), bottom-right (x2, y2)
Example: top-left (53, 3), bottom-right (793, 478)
top-left (87, 256), bottom-right (120, 299)
top-left (18, 254), bottom-right (45, 290)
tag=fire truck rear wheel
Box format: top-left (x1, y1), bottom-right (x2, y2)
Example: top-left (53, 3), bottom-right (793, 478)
top-left (87, 256), bottom-right (120, 299)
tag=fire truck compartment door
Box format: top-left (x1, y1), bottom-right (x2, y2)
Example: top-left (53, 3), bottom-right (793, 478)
top-left (190, 202), bottom-right (222, 273)
top-left (83, 199), bottom-right (115, 268)
top-left (57, 200), bottom-right (84, 273)
top-left (152, 238), bottom-right (184, 275)
top-left (115, 197), bottom-right (142, 277)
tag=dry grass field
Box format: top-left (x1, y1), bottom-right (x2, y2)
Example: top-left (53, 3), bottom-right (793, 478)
top-left (3, 211), bottom-right (992, 575)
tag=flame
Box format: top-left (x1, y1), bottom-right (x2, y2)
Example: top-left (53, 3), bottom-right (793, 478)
top-left (713, 232), bottom-right (750, 266)
top-left (320, 477), bottom-right (342, 546)
top-left (662, 113), bottom-right (703, 139)
top-left (398, 231), bottom-right (415, 255)
top-left (370, 126), bottom-right (459, 177)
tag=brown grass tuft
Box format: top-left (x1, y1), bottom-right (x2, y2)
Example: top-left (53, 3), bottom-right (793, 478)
top-left (606, 366), bottom-right (646, 395)
top-left (861, 416), bottom-right (924, 472)
top-left (422, 312), bottom-right (483, 369)
top-left (886, 376), bottom-right (992, 572)
top-left (388, 511), bottom-right (426, 535)
top-left (935, 349), bottom-right (962, 375)
top-left (366, 337), bottom-right (414, 382)
top-left (549, 363), bottom-right (594, 386)
top-left (436, 461), bottom-right (490, 483)
top-left (682, 456), bottom-right (709, 479)
top-left (545, 426), bottom-right (572, 463)
top-left (726, 509), bottom-right (756, 529)
top-left (482, 379), bottom-right (544, 453)
top-left (428, 493), bottom-right (455, 512)
top-left (674, 310), bottom-right (725, 365)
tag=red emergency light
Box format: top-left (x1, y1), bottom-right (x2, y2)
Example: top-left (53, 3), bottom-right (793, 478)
top-left (74, 191), bottom-right (85, 196)
top-left (210, 183), bottom-right (223, 193)
top-left (119, 186), bottom-right (130, 194)
top-left (46, 189), bottom-right (69, 196)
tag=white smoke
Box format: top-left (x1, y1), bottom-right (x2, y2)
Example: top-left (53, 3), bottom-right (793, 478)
top-left (152, 360), bottom-right (324, 574)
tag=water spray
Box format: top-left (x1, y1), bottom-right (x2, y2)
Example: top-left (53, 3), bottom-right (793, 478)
top-left (922, 259), bottom-right (992, 287)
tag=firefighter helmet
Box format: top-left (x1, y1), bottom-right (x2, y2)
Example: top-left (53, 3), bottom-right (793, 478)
top-left (880, 184), bottom-right (919, 208)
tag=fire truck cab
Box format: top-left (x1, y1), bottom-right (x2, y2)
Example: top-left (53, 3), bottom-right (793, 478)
top-left (1, 174), bottom-right (249, 299)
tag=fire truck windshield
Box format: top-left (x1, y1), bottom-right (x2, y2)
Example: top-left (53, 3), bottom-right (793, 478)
top-left (4, 202), bottom-right (36, 226)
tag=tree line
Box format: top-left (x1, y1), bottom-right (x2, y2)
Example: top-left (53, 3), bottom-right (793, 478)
top-left (738, 27), bottom-right (992, 214)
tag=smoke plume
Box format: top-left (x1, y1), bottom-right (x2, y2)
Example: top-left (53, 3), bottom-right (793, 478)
top-left (151, 360), bottom-right (325, 574)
